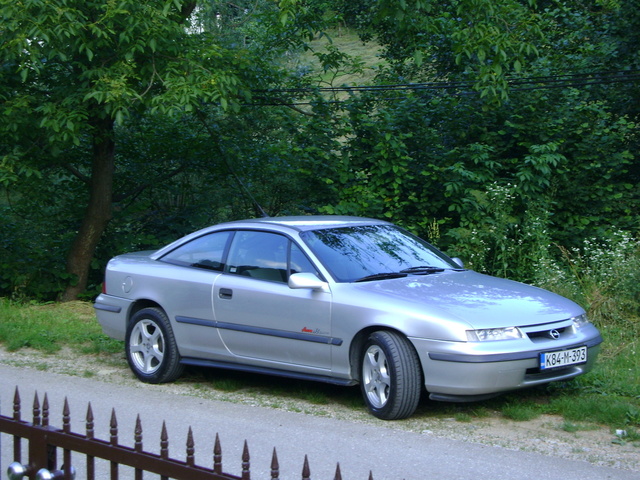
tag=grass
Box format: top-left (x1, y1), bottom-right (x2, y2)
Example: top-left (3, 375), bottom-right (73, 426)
top-left (0, 299), bottom-right (122, 354)
top-left (291, 28), bottom-right (384, 89)
top-left (501, 401), bottom-right (542, 422)
top-left (559, 421), bottom-right (599, 433)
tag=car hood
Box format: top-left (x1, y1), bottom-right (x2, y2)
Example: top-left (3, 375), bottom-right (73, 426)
top-left (351, 270), bottom-right (583, 329)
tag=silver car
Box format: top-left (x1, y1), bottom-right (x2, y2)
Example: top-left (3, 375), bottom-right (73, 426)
top-left (94, 216), bottom-right (602, 420)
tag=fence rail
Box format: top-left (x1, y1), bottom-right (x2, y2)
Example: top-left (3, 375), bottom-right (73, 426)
top-left (1, 387), bottom-right (372, 480)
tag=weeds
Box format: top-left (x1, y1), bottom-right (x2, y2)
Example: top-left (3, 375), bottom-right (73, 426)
top-left (502, 402), bottom-right (542, 422)
top-left (442, 192), bottom-right (640, 433)
top-left (559, 421), bottom-right (598, 433)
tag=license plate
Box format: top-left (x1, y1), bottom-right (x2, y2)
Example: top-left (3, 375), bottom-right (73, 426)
top-left (540, 346), bottom-right (587, 370)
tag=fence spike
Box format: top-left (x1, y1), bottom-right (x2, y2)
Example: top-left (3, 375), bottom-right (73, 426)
top-left (333, 463), bottom-right (342, 480)
top-left (110, 408), bottom-right (118, 445)
top-left (12, 387), bottom-right (22, 462)
top-left (134, 415), bottom-right (143, 452)
top-left (302, 454), bottom-right (310, 480)
top-left (160, 421), bottom-right (169, 459)
top-left (368, 470), bottom-right (374, 480)
top-left (13, 386), bottom-right (21, 421)
top-left (32, 391), bottom-right (41, 426)
top-left (86, 403), bottom-right (96, 480)
top-left (270, 447), bottom-right (280, 480)
top-left (213, 433), bottom-right (222, 474)
top-left (241, 440), bottom-right (250, 480)
top-left (186, 426), bottom-right (195, 467)
top-left (86, 403), bottom-right (94, 439)
top-left (160, 421), bottom-right (169, 480)
top-left (134, 415), bottom-right (143, 480)
top-left (109, 409), bottom-right (119, 479)
top-left (63, 398), bottom-right (71, 433)
top-left (42, 394), bottom-right (49, 427)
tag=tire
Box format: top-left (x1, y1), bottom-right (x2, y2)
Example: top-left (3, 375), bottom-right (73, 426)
top-left (360, 331), bottom-right (422, 420)
top-left (125, 307), bottom-right (184, 384)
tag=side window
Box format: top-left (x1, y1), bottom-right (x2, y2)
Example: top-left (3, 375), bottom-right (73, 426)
top-left (290, 242), bottom-right (320, 277)
top-left (226, 231), bottom-right (288, 283)
top-left (160, 231), bottom-right (231, 271)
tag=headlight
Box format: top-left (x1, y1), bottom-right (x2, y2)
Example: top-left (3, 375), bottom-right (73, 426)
top-left (571, 313), bottom-right (589, 330)
top-left (466, 327), bottom-right (523, 342)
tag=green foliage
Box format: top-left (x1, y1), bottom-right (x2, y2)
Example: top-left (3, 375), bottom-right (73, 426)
top-left (547, 231), bottom-right (640, 323)
top-left (1, 0), bottom-right (245, 134)
top-left (320, 0), bottom-right (639, 256)
top-left (0, 299), bottom-right (120, 353)
top-left (0, 203), bottom-right (78, 301)
top-left (550, 395), bottom-right (638, 428)
top-left (353, 0), bottom-right (543, 103)
top-left (502, 401), bottom-right (542, 422)
top-left (0, 0), bottom-right (336, 299)
top-left (444, 183), bottom-right (555, 281)
top-left (1, 0), bottom-right (640, 304)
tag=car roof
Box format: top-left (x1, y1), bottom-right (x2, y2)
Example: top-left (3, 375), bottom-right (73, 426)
top-left (216, 215), bottom-right (391, 232)
top-left (150, 216), bottom-right (391, 259)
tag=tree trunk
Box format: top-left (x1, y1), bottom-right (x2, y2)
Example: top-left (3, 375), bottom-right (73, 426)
top-left (61, 117), bottom-right (115, 301)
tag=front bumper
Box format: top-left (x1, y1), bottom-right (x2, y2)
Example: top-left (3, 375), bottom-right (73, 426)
top-left (410, 323), bottom-right (602, 399)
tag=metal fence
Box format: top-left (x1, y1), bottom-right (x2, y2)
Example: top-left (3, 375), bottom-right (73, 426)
top-left (1, 387), bottom-right (371, 480)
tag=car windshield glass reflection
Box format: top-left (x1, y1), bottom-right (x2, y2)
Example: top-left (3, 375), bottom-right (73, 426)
top-left (301, 225), bottom-right (458, 282)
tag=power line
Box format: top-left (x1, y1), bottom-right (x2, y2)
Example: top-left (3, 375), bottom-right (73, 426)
top-left (248, 69), bottom-right (640, 106)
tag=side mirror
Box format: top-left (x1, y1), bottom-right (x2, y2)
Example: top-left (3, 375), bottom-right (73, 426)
top-left (451, 257), bottom-right (465, 269)
top-left (288, 272), bottom-right (329, 291)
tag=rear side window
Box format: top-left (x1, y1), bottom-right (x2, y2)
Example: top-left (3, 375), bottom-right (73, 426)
top-left (160, 231), bottom-right (232, 271)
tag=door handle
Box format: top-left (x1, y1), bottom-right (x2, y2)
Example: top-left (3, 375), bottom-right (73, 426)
top-left (219, 288), bottom-right (233, 299)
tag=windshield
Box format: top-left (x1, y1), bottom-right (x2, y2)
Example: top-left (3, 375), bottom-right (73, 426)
top-left (300, 225), bottom-right (460, 282)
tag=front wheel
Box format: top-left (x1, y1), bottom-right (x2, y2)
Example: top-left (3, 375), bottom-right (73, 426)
top-left (360, 331), bottom-right (422, 420)
top-left (126, 307), bottom-right (184, 384)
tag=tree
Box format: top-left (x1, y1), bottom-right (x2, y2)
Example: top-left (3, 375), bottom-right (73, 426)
top-left (321, 0), bottom-right (639, 279)
top-left (0, 0), bottom-right (281, 300)
top-left (340, 0), bottom-right (543, 101)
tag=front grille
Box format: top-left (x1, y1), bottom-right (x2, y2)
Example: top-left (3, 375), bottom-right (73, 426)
top-left (520, 319), bottom-right (574, 344)
top-left (526, 327), bottom-right (567, 341)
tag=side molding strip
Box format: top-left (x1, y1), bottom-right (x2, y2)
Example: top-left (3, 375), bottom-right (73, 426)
top-left (175, 316), bottom-right (343, 346)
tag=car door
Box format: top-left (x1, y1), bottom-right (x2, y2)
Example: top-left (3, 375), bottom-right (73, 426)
top-left (213, 230), bottom-right (333, 371)
top-left (156, 230), bottom-right (232, 359)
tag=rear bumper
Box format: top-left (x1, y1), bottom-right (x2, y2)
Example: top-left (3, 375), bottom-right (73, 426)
top-left (93, 294), bottom-right (134, 341)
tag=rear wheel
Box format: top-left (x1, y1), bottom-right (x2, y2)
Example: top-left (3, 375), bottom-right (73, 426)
top-left (360, 331), bottom-right (422, 420)
top-left (126, 307), bottom-right (184, 383)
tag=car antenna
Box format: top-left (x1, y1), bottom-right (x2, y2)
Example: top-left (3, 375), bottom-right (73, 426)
top-left (238, 174), bottom-right (269, 218)
top-left (195, 108), bottom-right (269, 218)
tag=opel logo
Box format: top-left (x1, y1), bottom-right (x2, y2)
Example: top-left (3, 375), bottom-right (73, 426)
top-left (548, 329), bottom-right (560, 340)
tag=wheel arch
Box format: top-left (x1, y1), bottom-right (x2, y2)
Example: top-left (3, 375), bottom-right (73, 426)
top-left (128, 299), bottom-right (166, 325)
top-left (348, 326), bottom-right (423, 383)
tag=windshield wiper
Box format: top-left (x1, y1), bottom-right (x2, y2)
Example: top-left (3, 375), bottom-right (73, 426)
top-left (354, 272), bottom-right (408, 283)
top-left (400, 266), bottom-right (445, 274)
